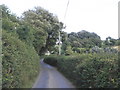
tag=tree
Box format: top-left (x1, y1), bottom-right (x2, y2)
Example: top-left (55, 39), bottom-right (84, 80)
top-left (16, 23), bottom-right (34, 45)
top-left (115, 39), bottom-right (120, 46)
top-left (68, 30), bottom-right (102, 48)
top-left (65, 45), bottom-right (73, 55)
top-left (104, 37), bottom-right (117, 46)
top-left (33, 29), bottom-right (48, 54)
top-left (22, 7), bottom-right (63, 54)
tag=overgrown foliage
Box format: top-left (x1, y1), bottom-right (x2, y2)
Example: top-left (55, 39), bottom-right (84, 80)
top-left (61, 30), bottom-right (119, 55)
top-left (2, 31), bottom-right (40, 88)
top-left (44, 53), bottom-right (119, 88)
top-left (1, 4), bottom-right (63, 88)
top-left (44, 55), bottom-right (57, 66)
top-left (1, 4), bottom-right (119, 88)
top-left (22, 7), bottom-right (63, 54)
top-left (68, 30), bottom-right (102, 48)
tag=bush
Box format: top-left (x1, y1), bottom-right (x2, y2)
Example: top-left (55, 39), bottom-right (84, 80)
top-left (44, 55), bottom-right (58, 67)
top-left (51, 53), bottom-right (119, 88)
top-left (2, 31), bottom-right (40, 88)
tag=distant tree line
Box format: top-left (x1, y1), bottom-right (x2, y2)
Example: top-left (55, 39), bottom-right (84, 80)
top-left (60, 30), bottom-right (119, 55)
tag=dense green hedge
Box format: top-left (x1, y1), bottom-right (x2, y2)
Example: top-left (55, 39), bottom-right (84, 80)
top-left (2, 31), bottom-right (40, 88)
top-left (44, 55), bottom-right (58, 66)
top-left (44, 53), bottom-right (119, 88)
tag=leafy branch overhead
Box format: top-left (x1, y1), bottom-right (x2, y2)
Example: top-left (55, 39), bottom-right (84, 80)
top-left (1, 4), bottom-right (63, 88)
top-left (22, 6), bottom-right (63, 54)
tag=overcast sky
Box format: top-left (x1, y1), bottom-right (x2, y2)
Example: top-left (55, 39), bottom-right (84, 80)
top-left (0, 0), bottom-right (119, 40)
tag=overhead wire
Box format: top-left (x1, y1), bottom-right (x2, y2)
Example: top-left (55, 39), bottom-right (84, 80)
top-left (58, 0), bottom-right (70, 55)
top-left (63, 0), bottom-right (70, 25)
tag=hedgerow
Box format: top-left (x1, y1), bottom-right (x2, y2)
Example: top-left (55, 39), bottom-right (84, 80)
top-left (2, 31), bottom-right (40, 88)
top-left (44, 53), bottom-right (119, 88)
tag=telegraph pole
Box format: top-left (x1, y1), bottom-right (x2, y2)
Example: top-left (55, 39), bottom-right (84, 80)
top-left (58, 0), bottom-right (70, 55)
top-left (58, 31), bottom-right (62, 55)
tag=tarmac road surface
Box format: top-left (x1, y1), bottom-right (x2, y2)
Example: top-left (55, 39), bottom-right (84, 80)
top-left (32, 59), bottom-right (75, 88)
